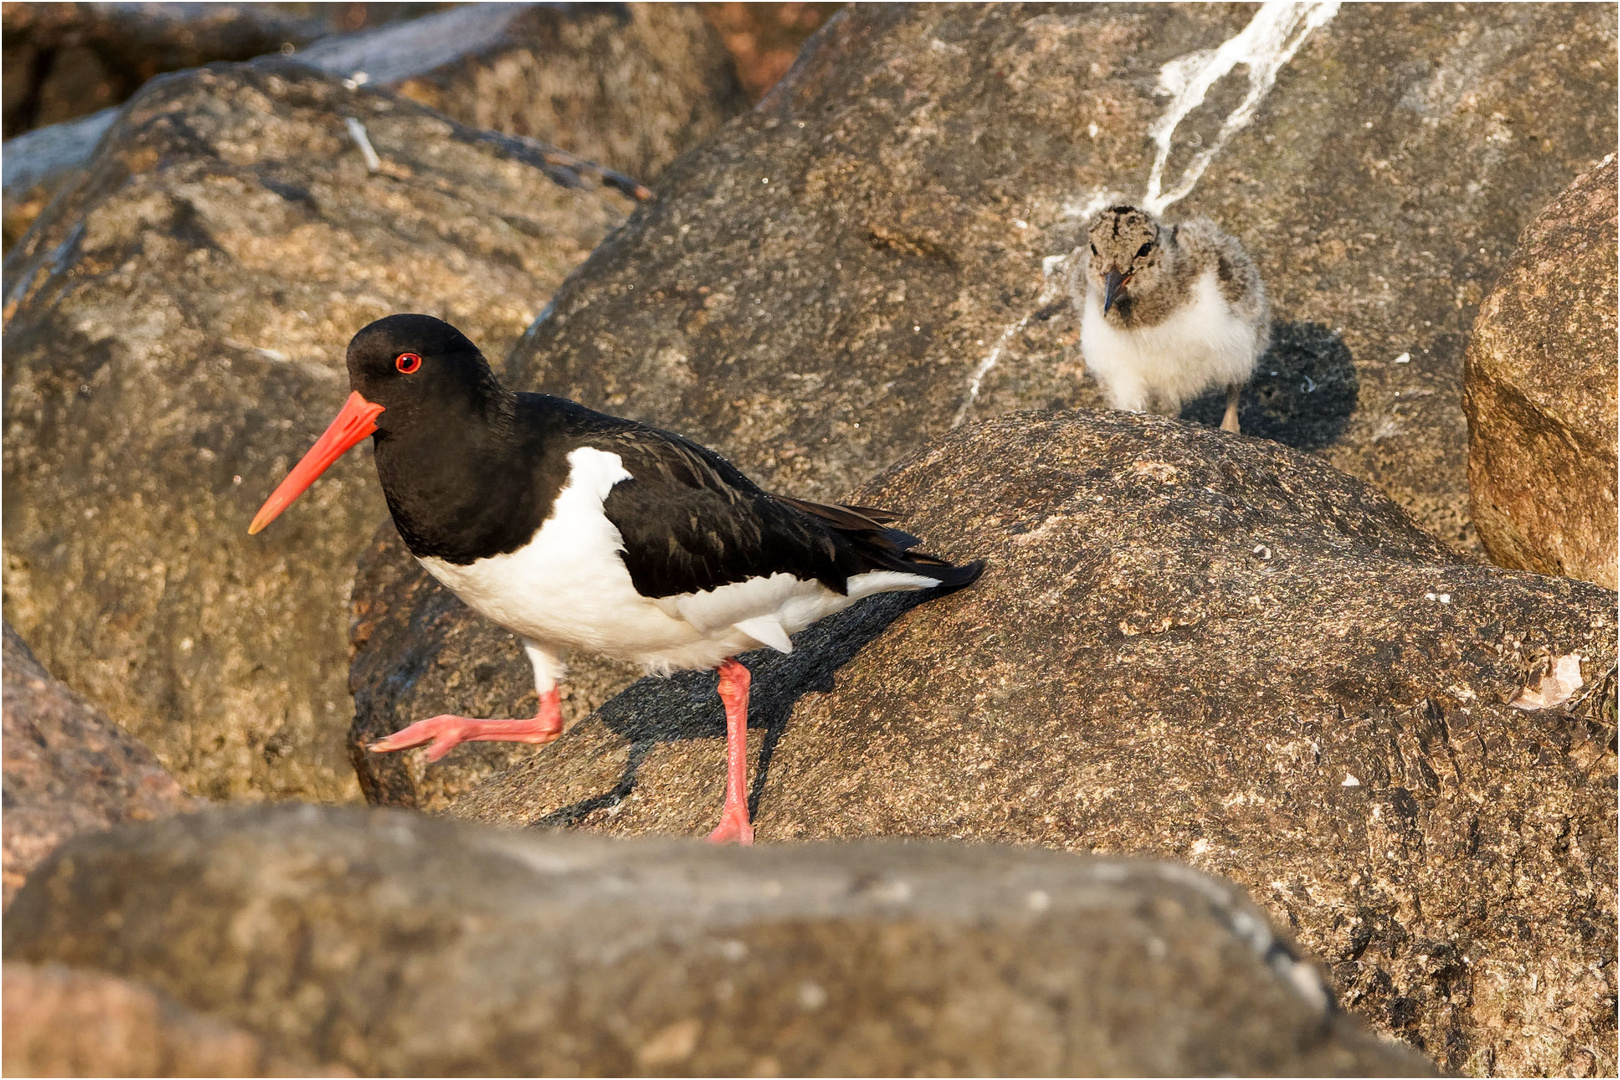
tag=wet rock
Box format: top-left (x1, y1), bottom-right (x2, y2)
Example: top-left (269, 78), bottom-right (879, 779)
top-left (297, 2), bottom-right (748, 181)
top-left (1463, 157), bottom-right (1619, 589)
top-left (4, 803), bottom-right (1435, 1076)
top-left (2, 962), bottom-right (347, 1078)
top-left (455, 411), bottom-right (1617, 1076)
top-left (1, 63), bottom-right (634, 801)
top-left (1, 621), bottom-right (197, 908)
top-left (507, 2), bottom-right (1615, 555)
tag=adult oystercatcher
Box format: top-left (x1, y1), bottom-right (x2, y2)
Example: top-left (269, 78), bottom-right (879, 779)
top-left (250, 314), bottom-right (980, 843)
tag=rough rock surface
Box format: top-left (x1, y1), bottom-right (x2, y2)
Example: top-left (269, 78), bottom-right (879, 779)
top-left (298, 2), bottom-right (748, 182)
top-left (507, 2), bottom-right (1615, 548)
top-left (4, 3), bottom-right (744, 251)
top-left (452, 412), bottom-right (1618, 1076)
top-left (5, 804), bottom-right (1435, 1077)
top-left (2, 962), bottom-right (347, 1078)
top-left (1, 2), bottom-right (328, 137)
top-left (1463, 157), bottom-right (1619, 589)
top-left (1, 2), bottom-right (332, 249)
top-left (2, 63), bottom-right (634, 801)
top-left (2, 621), bottom-right (198, 907)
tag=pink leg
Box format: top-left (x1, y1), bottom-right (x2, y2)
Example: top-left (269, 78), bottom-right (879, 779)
top-left (707, 658), bottom-right (754, 845)
top-left (369, 687), bottom-right (564, 763)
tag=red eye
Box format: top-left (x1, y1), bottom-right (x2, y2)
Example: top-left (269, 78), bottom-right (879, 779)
top-left (395, 352), bottom-right (422, 374)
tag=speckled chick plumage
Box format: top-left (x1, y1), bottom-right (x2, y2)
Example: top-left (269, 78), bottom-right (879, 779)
top-left (1073, 205), bottom-right (1269, 433)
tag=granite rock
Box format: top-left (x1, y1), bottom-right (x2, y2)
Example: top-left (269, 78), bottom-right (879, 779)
top-left (508, 1), bottom-right (1616, 550)
top-left (297, 2), bottom-right (748, 182)
top-left (2, 962), bottom-right (347, 1077)
top-left (454, 411), bottom-right (1618, 1076)
top-left (1, 621), bottom-right (198, 907)
top-left (2, 62), bottom-right (634, 801)
top-left (1464, 157), bottom-right (1619, 589)
top-left (4, 803), bottom-right (1435, 1077)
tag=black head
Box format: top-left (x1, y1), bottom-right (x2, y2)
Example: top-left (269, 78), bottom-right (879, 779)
top-left (346, 314), bottom-right (508, 433)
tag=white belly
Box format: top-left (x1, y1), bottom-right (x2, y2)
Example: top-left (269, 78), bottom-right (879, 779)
top-left (417, 447), bottom-right (938, 674)
top-left (1080, 271), bottom-right (1260, 413)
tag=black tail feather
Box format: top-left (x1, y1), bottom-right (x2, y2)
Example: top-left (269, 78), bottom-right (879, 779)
top-left (774, 494), bottom-right (982, 594)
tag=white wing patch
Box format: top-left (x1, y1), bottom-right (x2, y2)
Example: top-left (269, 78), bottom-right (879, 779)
top-left (418, 445), bottom-right (948, 674)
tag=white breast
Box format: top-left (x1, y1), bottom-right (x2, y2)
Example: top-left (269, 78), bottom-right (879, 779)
top-left (1080, 271), bottom-right (1261, 414)
top-left (416, 446), bottom-right (940, 674)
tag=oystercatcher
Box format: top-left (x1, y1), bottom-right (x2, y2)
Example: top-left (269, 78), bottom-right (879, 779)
top-left (1074, 205), bottom-right (1270, 434)
top-left (250, 314), bottom-right (981, 843)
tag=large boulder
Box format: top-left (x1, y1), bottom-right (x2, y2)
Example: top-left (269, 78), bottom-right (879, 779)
top-left (346, 0), bottom-right (1620, 812)
top-left (508, 2), bottom-right (1615, 542)
top-left (2, 621), bottom-right (197, 907)
top-left (4, 803), bottom-right (1434, 1076)
top-left (1, 62), bottom-right (635, 801)
top-left (3, 3), bottom-right (745, 251)
top-left (2, 963), bottom-right (346, 1077)
top-left (1463, 157), bottom-right (1619, 589)
top-left (451, 411), bottom-right (1617, 1076)
top-left (296, 2), bottom-right (748, 182)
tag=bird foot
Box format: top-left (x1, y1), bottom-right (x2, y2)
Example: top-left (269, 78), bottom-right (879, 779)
top-left (707, 805), bottom-right (754, 845)
top-left (369, 698), bottom-right (563, 763)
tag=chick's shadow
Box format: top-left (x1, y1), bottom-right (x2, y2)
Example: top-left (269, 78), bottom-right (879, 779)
top-left (1181, 321), bottom-right (1358, 450)
top-left (533, 588), bottom-right (937, 828)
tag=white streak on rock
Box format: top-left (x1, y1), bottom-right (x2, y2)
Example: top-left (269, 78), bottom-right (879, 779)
top-left (1144, 0), bottom-right (1340, 214)
top-left (953, 276), bottom-right (1064, 429)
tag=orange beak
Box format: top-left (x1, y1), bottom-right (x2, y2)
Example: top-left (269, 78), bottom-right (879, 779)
top-left (248, 391), bottom-right (384, 534)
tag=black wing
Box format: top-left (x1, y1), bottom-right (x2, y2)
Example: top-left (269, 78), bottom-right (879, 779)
top-left (593, 426), bottom-right (975, 599)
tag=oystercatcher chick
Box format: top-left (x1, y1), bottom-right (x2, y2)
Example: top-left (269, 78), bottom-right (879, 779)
top-left (1074, 205), bottom-right (1270, 434)
top-left (249, 314), bottom-right (980, 844)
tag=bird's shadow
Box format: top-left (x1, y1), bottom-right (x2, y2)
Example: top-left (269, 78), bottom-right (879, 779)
top-left (1181, 320), bottom-right (1358, 450)
top-left (532, 589), bottom-right (935, 828)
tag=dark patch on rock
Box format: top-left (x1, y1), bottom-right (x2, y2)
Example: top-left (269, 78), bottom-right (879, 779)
top-left (452, 411), bottom-right (1617, 1076)
top-left (1, 63), bottom-right (633, 801)
top-left (5, 803), bottom-right (1435, 1076)
top-left (1463, 157), bottom-right (1618, 589)
top-left (1, 621), bottom-right (198, 908)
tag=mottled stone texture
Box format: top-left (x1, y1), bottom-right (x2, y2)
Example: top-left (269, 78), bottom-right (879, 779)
top-left (1, 63), bottom-right (633, 801)
top-left (451, 412), bottom-right (1617, 1076)
top-left (4, 804), bottom-right (1435, 1077)
top-left (2, 963), bottom-right (348, 1078)
top-left (1464, 157), bottom-right (1619, 589)
top-left (300, 2), bottom-right (749, 182)
top-left (507, 2), bottom-right (1617, 550)
top-left (350, 1), bottom-right (1617, 825)
top-left (1, 2), bottom-right (328, 138)
top-left (2, 621), bottom-right (197, 907)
